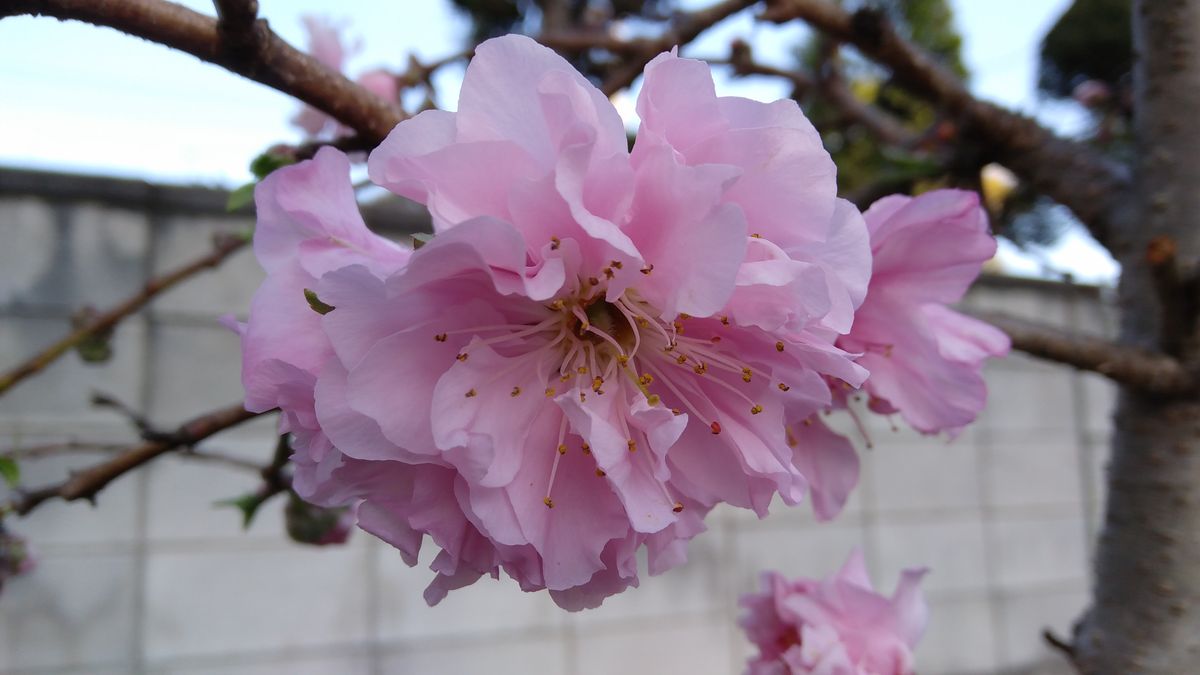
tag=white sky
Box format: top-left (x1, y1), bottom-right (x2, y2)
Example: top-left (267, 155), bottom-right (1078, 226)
top-left (0, 0), bottom-right (1117, 283)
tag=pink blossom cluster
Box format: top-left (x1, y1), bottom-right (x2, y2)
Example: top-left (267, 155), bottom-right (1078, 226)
top-left (235, 34), bottom-right (1006, 610)
top-left (292, 16), bottom-right (398, 139)
top-left (739, 550), bottom-right (928, 675)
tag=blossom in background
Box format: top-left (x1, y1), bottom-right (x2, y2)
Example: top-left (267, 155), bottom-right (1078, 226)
top-left (0, 528), bottom-right (35, 593)
top-left (236, 34), bottom-right (877, 609)
top-left (739, 550), bottom-right (928, 675)
top-left (292, 15), bottom-right (398, 139)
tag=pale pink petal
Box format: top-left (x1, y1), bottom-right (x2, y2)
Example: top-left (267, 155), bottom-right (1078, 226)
top-left (623, 144), bottom-right (746, 317)
top-left (458, 35), bottom-right (627, 163)
top-left (789, 416), bottom-right (860, 522)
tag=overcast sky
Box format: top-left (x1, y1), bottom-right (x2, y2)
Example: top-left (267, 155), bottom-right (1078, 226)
top-left (0, 0), bottom-right (1116, 282)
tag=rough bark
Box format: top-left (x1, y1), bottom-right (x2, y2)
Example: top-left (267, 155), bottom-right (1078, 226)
top-left (1074, 0), bottom-right (1200, 670)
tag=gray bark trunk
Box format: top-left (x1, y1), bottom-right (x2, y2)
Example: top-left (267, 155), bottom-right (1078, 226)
top-left (1074, 1), bottom-right (1200, 671)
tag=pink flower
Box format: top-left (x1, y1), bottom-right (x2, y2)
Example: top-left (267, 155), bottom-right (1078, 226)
top-left (238, 34), bottom-right (872, 609)
top-left (837, 189), bottom-right (1010, 436)
top-left (739, 550), bottom-right (928, 675)
top-left (0, 528), bottom-right (35, 592)
top-left (291, 16), bottom-right (398, 139)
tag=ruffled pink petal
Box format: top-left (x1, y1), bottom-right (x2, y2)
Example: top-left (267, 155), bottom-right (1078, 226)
top-left (254, 147), bottom-right (410, 277)
top-left (556, 384), bottom-right (680, 534)
top-left (457, 34), bottom-right (628, 164)
top-left (432, 339), bottom-right (561, 487)
top-left (622, 143), bottom-right (746, 318)
top-left (863, 189), bottom-right (995, 305)
top-left (789, 416), bottom-right (860, 522)
top-left (923, 303), bottom-right (1011, 364)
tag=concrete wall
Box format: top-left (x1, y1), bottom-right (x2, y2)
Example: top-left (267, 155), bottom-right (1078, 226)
top-left (0, 168), bottom-right (1117, 674)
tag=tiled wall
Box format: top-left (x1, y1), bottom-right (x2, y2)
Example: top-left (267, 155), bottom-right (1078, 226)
top-left (0, 172), bottom-right (1117, 674)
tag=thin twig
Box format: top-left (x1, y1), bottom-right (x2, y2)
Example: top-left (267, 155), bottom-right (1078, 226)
top-left (3, 403), bottom-right (265, 517)
top-left (598, 0), bottom-right (760, 96)
top-left (760, 0), bottom-right (1133, 252)
top-left (6, 0), bottom-right (404, 142)
top-left (975, 310), bottom-right (1196, 395)
top-left (0, 232), bottom-right (248, 398)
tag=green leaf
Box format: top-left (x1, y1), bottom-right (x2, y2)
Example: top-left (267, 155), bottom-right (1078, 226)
top-left (226, 182), bottom-right (256, 212)
top-left (250, 151), bottom-right (296, 180)
top-left (304, 288), bottom-right (336, 315)
top-left (214, 492), bottom-right (265, 529)
top-left (75, 333), bottom-right (113, 364)
top-left (0, 457), bottom-right (19, 488)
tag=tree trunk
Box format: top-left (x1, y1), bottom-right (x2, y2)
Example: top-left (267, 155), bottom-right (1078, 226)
top-left (1074, 1), bottom-right (1200, 671)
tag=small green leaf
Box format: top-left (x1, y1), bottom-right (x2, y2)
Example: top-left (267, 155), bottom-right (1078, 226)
top-left (304, 288), bottom-right (336, 315)
top-left (226, 182), bottom-right (256, 212)
top-left (250, 151), bottom-right (296, 180)
top-left (214, 492), bottom-right (264, 529)
top-left (0, 457), bottom-right (19, 488)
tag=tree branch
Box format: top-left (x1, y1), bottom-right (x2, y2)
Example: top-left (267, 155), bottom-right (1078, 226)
top-left (761, 0), bottom-right (1133, 252)
top-left (0, 232), bottom-right (247, 398)
top-left (5, 0), bottom-right (404, 143)
top-left (597, 0), bottom-right (759, 96)
top-left (3, 403), bottom-right (265, 517)
top-left (975, 310), bottom-right (1195, 395)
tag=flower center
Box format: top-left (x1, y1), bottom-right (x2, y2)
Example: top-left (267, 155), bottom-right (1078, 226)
top-left (439, 277), bottom-right (797, 511)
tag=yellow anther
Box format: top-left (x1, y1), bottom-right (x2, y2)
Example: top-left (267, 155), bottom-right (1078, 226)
top-left (720, 315), bottom-right (730, 326)
top-left (750, 404), bottom-right (763, 415)
top-left (775, 341), bottom-right (785, 352)
top-left (592, 376), bottom-right (604, 393)
top-left (611, 260), bottom-right (623, 269)
top-left (639, 373), bottom-right (653, 385)
top-left (646, 394), bottom-right (661, 406)
top-left (579, 392), bottom-right (587, 402)
top-left (456, 353), bottom-right (469, 362)
top-left (672, 502), bottom-right (684, 513)
top-left (557, 444), bottom-right (568, 455)
top-left (510, 386), bottom-right (522, 397)
top-left (550, 299), bottom-right (566, 310)
top-left (672, 320), bottom-right (685, 334)
top-left (710, 421), bottom-right (722, 434)
top-left (778, 383), bottom-right (791, 392)
top-left (545, 387), bottom-right (556, 398)
top-left (550, 236), bottom-right (561, 250)
top-left (560, 373), bottom-right (571, 382)
top-left (581, 442), bottom-right (591, 455)
top-left (465, 389), bottom-right (477, 398)
top-left (577, 366), bottom-right (588, 374)
top-left (750, 233), bottom-right (762, 238)
top-left (434, 333), bottom-right (448, 342)
top-left (616, 354), bottom-right (629, 365)
top-left (640, 264), bottom-right (654, 275)
top-left (603, 267), bottom-right (615, 279)
top-left (679, 313), bottom-right (691, 320)
top-left (672, 408), bottom-right (683, 416)
top-left (595, 468), bottom-right (606, 477)
top-left (692, 363), bottom-right (708, 375)
top-left (742, 368), bottom-right (753, 383)
top-left (676, 354), bottom-right (688, 364)
top-left (588, 276), bottom-right (601, 286)
top-left (636, 316), bottom-right (650, 327)
top-left (543, 497), bottom-right (555, 508)
top-left (627, 439), bottom-right (637, 452)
